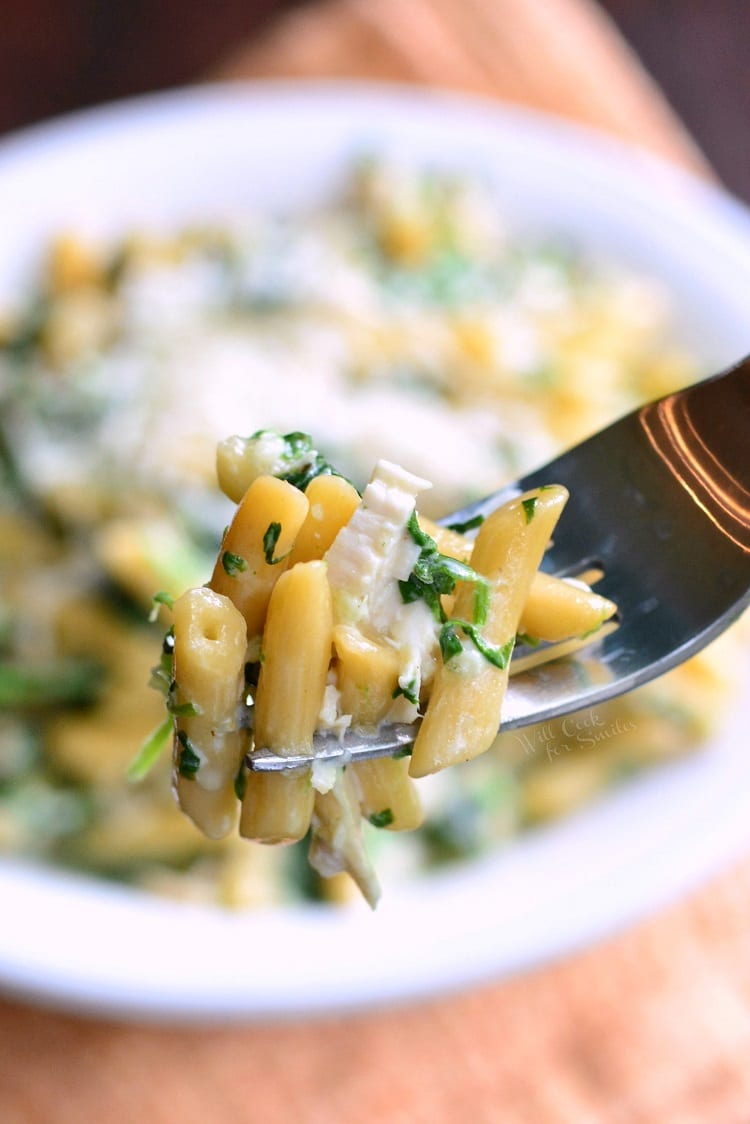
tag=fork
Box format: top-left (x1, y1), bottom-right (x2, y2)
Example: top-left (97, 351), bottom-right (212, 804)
top-left (247, 356), bottom-right (750, 772)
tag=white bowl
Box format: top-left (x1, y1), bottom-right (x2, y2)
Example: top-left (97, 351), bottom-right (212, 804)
top-left (1, 82), bottom-right (749, 1022)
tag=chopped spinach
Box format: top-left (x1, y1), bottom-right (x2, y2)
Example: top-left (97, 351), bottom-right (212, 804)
top-left (234, 762), bottom-right (248, 801)
top-left (521, 497), bottom-right (537, 524)
top-left (399, 509), bottom-right (512, 671)
top-left (392, 679), bottom-right (419, 706)
top-left (176, 731), bottom-right (201, 778)
top-left (439, 623), bottom-right (464, 664)
top-left (222, 550), bottom-right (248, 576)
top-left (277, 431), bottom-right (345, 492)
top-left (439, 621), bottom-right (515, 670)
top-left (262, 521), bottom-right (290, 565)
top-left (127, 716), bottom-right (173, 781)
top-left (444, 513), bottom-right (485, 535)
top-left (166, 695), bottom-right (202, 718)
top-left (148, 590), bottom-right (175, 621)
top-left (399, 509), bottom-right (481, 621)
top-left (368, 808), bottom-right (394, 829)
top-left (148, 627), bottom-right (174, 698)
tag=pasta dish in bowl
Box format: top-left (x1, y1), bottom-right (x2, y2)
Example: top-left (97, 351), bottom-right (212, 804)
top-left (0, 84), bottom-right (749, 1017)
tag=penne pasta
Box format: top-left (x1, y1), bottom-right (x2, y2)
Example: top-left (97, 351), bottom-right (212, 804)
top-left (409, 486), bottom-right (568, 778)
top-left (240, 560), bottom-right (333, 844)
top-left (519, 570), bottom-right (617, 643)
top-left (216, 434), bottom-right (266, 503)
top-left (334, 624), bottom-right (424, 835)
top-left (253, 560), bottom-right (334, 755)
top-left (351, 756), bottom-right (423, 832)
top-left (209, 474), bottom-right (309, 642)
top-left (288, 474), bottom-right (361, 564)
top-left (171, 586), bottom-right (248, 840)
top-left (240, 771), bottom-right (315, 846)
top-left (333, 625), bottom-right (401, 728)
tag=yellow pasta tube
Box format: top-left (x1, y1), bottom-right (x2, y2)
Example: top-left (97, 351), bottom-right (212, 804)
top-left (332, 625), bottom-right (423, 835)
top-left (209, 475), bottom-right (309, 641)
top-left (240, 771), bottom-right (315, 846)
top-left (253, 560), bottom-right (333, 753)
top-left (410, 486), bottom-right (568, 778)
top-left (352, 756), bottom-right (423, 832)
top-left (288, 474), bottom-right (361, 564)
top-left (172, 587), bottom-right (248, 839)
top-left (333, 625), bottom-right (400, 727)
top-left (519, 571), bottom-right (617, 643)
top-left (216, 435), bottom-right (257, 503)
top-left (240, 560), bottom-right (333, 843)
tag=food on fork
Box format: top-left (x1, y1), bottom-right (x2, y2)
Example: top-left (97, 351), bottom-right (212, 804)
top-left (3, 157), bottom-right (737, 908)
top-left (146, 430), bottom-right (616, 905)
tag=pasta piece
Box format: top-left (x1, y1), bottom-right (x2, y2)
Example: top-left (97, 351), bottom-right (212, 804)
top-left (240, 772), bottom-right (315, 846)
top-left (352, 756), bottom-right (423, 832)
top-left (216, 430), bottom-right (341, 503)
top-left (172, 587), bottom-right (247, 839)
top-left (333, 628), bottom-right (424, 832)
top-left (240, 560), bottom-right (333, 844)
top-left (209, 474), bottom-right (308, 642)
top-left (333, 625), bottom-right (400, 728)
top-left (409, 486), bottom-right (568, 778)
top-left (288, 474), bottom-right (361, 564)
top-left (519, 571), bottom-right (617, 643)
top-left (217, 432), bottom-right (285, 503)
top-left (253, 560), bottom-right (333, 754)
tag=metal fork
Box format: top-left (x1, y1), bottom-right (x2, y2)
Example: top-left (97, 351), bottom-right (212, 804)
top-left (247, 356), bottom-right (750, 772)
